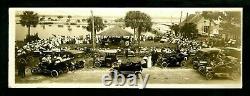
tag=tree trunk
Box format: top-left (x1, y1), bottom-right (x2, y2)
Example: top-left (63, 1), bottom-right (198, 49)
top-left (133, 28), bottom-right (136, 44)
top-left (28, 26), bottom-right (31, 36)
top-left (138, 30), bottom-right (141, 47)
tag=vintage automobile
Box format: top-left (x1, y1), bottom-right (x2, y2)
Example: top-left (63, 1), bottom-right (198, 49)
top-left (192, 48), bottom-right (222, 70)
top-left (160, 37), bottom-right (169, 43)
top-left (160, 52), bottom-right (188, 67)
top-left (117, 48), bottom-right (124, 57)
top-left (109, 61), bottom-right (143, 78)
top-left (31, 60), bottom-right (70, 77)
top-left (31, 50), bottom-right (85, 77)
top-left (139, 47), bottom-right (149, 57)
top-left (127, 48), bottom-right (136, 57)
top-left (95, 50), bottom-right (119, 67)
top-left (192, 48), bottom-right (238, 80)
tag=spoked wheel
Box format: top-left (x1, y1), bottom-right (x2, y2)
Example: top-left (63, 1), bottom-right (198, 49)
top-left (31, 68), bottom-right (38, 74)
top-left (51, 70), bottom-right (59, 77)
top-left (95, 62), bottom-right (102, 67)
top-left (64, 67), bottom-right (69, 73)
top-left (109, 71), bottom-right (115, 79)
top-left (69, 66), bottom-right (76, 71)
top-left (181, 61), bottom-right (186, 67)
top-left (161, 62), bottom-right (168, 68)
top-left (205, 72), bottom-right (214, 80)
top-left (135, 72), bottom-right (142, 79)
top-left (58, 70), bottom-right (63, 74)
top-left (198, 66), bottom-right (203, 72)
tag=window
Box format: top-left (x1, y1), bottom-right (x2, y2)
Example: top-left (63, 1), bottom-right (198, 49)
top-left (204, 26), bottom-right (209, 33)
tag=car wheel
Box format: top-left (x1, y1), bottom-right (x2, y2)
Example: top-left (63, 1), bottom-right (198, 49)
top-left (109, 71), bottom-right (115, 79)
top-left (161, 62), bottom-right (168, 68)
top-left (205, 72), bottom-right (214, 80)
top-left (135, 72), bottom-right (142, 79)
top-left (51, 70), bottom-right (59, 77)
top-left (95, 62), bottom-right (101, 67)
top-left (181, 61), bottom-right (186, 67)
top-left (31, 68), bottom-right (37, 74)
top-left (198, 66), bottom-right (203, 72)
top-left (58, 70), bottom-right (63, 74)
top-left (64, 67), bottom-right (69, 73)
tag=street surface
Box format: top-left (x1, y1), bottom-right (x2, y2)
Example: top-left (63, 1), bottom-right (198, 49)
top-left (16, 67), bottom-right (241, 85)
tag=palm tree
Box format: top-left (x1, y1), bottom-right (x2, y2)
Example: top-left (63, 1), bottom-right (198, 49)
top-left (124, 11), bottom-right (152, 46)
top-left (19, 11), bottom-right (39, 37)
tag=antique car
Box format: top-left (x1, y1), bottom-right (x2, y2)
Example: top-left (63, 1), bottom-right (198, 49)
top-left (65, 50), bottom-right (86, 70)
top-left (192, 48), bottom-right (238, 80)
top-left (139, 47), bottom-right (149, 57)
top-left (160, 52), bottom-right (188, 67)
top-left (154, 36), bottom-right (162, 42)
top-left (94, 50), bottom-right (119, 67)
top-left (109, 61), bottom-right (143, 78)
top-left (31, 60), bottom-right (70, 77)
top-left (31, 50), bottom-right (85, 77)
top-left (127, 48), bottom-right (136, 57)
top-left (160, 37), bottom-right (169, 43)
top-left (192, 48), bottom-right (222, 70)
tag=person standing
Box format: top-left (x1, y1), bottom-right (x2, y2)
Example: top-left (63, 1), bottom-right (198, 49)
top-left (151, 48), bottom-right (158, 66)
top-left (18, 58), bottom-right (27, 78)
top-left (125, 48), bottom-right (129, 59)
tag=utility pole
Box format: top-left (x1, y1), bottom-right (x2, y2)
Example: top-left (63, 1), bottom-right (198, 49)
top-left (178, 11), bottom-right (183, 37)
top-left (91, 10), bottom-right (95, 50)
top-left (185, 12), bottom-right (189, 23)
top-left (179, 11), bottom-right (183, 24)
top-left (91, 10), bottom-right (96, 68)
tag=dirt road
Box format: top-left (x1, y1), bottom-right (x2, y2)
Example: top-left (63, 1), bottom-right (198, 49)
top-left (16, 67), bottom-right (241, 85)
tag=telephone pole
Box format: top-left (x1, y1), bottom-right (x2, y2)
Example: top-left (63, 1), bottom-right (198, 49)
top-left (185, 12), bottom-right (189, 23)
top-left (179, 11), bottom-right (183, 24)
top-left (91, 10), bottom-right (96, 68)
top-left (91, 10), bottom-right (96, 50)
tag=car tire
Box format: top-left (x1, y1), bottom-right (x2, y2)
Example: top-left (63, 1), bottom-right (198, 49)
top-left (181, 61), bottom-right (186, 67)
top-left (95, 62), bottom-right (101, 67)
top-left (161, 62), bottom-right (168, 68)
top-left (51, 70), bottom-right (59, 77)
top-left (198, 66), bottom-right (203, 72)
top-left (109, 71), bottom-right (115, 79)
top-left (205, 72), bottom-right (214, 80)
top-left (64, 67), bottom-right (69, 73)
top-left (31, 68), bottom-right (37, 74)
top-left (135, 72), bottom-right (142, 79)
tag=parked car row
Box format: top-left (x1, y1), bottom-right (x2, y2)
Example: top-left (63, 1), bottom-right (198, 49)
top-left (192, 48), bottom-right (240, 80)
top-left (31, 50), bottom-right (85, 77)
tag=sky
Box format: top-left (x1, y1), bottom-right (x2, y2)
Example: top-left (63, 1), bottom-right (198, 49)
top-left (13, 8), bottom-right (242, 18)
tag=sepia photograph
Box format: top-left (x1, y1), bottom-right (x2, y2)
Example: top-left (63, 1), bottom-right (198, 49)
top-left (9, 8), bottom-right (242, 88)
